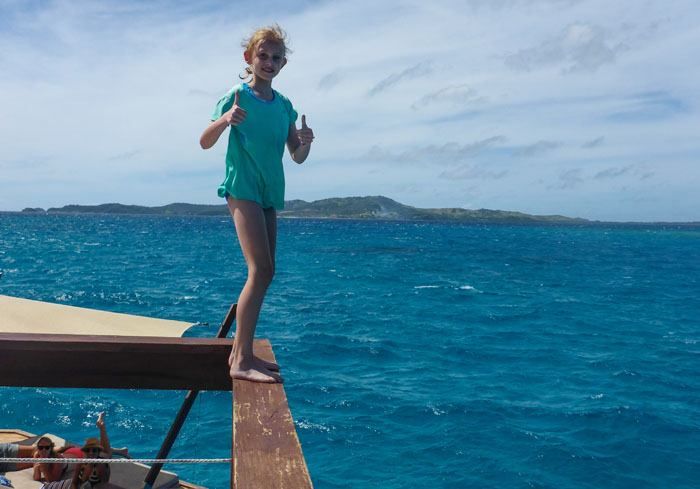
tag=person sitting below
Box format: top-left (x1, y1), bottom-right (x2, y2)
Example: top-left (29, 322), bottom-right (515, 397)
top-left (39, 412), bottom-right (128, 489)
top-left (71, 437), bottom-right (111, 488)
top-left (33, 436), bottom-right (68, 482)
top-left (67, 411), bottom-right (123, 488)
top-left (40, 439), bottom-right (117, 489)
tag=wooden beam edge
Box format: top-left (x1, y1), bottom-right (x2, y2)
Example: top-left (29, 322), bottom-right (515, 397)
top-left (232, 339), bottom-right (313, 488)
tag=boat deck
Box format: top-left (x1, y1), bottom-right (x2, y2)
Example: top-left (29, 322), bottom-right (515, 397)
top-left (0, 295), bottom-right (314, 488)
top-left (1, 429), bottom-right (204, 489)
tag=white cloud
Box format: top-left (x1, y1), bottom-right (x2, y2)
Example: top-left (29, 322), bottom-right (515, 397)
top-left (0, 0), bottom-right (698, 221)
top-left (317, 71), bottom-right (343, 91)
top-left (411, 84), bottom-right (485, 110)
top-left (505, 22), bottom-right (627, 73)
top-left (362, 136), bottom-right (507, 164)
top-left (439, 164), bottom-right (508, 180)
top-left (551, 168), bottom-right (584, 189)
top-left (513, 140), bottom-right (562, 157)
top-left (367, 62), bottom-right (434, 96)
top-left (581, 136), bottom-right (604, 148)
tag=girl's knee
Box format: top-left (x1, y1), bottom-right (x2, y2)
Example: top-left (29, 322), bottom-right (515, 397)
top-left (249, 262), bottom-right (274, 286)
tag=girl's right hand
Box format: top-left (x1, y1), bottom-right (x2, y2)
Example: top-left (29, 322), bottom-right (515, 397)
top-left (224, 91), bottom-right (247, 126)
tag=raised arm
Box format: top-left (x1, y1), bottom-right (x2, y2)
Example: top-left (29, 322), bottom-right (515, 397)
top-left (200, 120), bottom-right (228, 149)
top-left (32, 453), bottom-right (42, 481)
top-left (71, 461), bottom-right (82, 488)
top-left (286, 114), bottom-right (314, 164)
top-left (96, 412), bottom-right (112, 458)
top-left (200, 91), bottom-right (247, 149)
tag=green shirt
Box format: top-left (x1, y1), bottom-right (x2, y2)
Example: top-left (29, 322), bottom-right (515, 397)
top-left (211, 83), bottom-right (298, 210)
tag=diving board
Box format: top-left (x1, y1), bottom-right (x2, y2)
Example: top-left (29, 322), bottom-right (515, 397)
top-left (233, 339), bottom-right (314, 488)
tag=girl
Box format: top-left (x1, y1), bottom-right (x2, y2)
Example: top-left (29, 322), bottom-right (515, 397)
top-left (33, 437), bottom-right (67, 482)
top-left (200, 25), bottom-right (314, 383)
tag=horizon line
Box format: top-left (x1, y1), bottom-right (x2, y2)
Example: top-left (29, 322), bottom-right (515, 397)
top-left (2, 200), bottom-right (698, 225)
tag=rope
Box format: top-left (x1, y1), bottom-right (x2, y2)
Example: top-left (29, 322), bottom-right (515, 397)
top-left (3, 457), bottom-right (231, 464)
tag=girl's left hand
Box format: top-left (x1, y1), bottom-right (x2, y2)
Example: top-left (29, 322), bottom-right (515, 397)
top-left (298, 115), bottom-right (314, 146)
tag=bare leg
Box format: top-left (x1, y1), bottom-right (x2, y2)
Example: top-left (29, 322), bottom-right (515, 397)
top-left (227, 198), bottom-right (282, 383)
top-left (227, 205), bottom-right (281, 372)
top-left (226, 206), bottom-right (280, 372)
top-left (253, 206), bottom-right (280, 372)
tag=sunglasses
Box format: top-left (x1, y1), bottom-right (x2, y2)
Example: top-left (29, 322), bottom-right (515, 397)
top-left (38, 446), bottom-right (52, 450)
top-left (85, 448), bottom-right (101, 454)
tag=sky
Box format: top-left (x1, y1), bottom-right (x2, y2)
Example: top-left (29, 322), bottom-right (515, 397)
top-left (0, 0), bottom-right (698, 221)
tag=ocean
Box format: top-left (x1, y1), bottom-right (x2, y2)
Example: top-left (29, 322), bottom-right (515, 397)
top-left (1, 214), bottom-right (699, 488)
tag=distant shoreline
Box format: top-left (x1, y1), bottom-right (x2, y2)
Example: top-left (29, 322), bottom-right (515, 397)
top-left (4, 196), bottom-right (699, 226)
top-left (4, 211), bottom-right (698, 227)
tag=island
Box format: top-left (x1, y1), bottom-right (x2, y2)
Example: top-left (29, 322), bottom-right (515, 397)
top-left (17, 196), bottom-right (588, 224)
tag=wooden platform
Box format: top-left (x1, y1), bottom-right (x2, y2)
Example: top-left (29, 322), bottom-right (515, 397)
top-left (0, 333), bottom-right (234, 390)
top-left (1, 334), bottom-right (314, 487)
top-left (0, 295), bottom-right (314, 488)
top-left (232, 340), bottom-right (313, 488)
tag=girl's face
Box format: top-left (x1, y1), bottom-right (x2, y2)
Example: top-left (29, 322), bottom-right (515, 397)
top-left (245, 40), bottom-right (286, 81)
top-left (37, 439), bottom-right (53, 456)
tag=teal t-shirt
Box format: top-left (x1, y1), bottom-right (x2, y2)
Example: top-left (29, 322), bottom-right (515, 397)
top-left (211, 83), bottom-right (298, 210)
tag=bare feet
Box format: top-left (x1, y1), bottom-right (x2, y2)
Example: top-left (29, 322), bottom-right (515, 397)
top-left (230, 359), bottom-right (283, 383)
top-left (228, 350), bottom-right (280, 371)
top-left (255, 356), bottom-right (280, 372)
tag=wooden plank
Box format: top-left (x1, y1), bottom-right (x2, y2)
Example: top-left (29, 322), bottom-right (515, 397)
top-left (232, 340), bottom-right (313, 489)
top-left (0, 333), bottom-right (252, 391)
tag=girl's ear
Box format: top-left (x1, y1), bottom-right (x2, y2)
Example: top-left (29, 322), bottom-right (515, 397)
top-left (243, 51), bottom-right (251, 64)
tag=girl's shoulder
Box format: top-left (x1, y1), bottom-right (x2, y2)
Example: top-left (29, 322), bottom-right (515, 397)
top-left (220, 83), bottom-right (245, 100)
top-left (272, 89), bottom-right (297, 120)
top-left (272, 88), bottom-right (293, 105)
top-left (214, 83), bottom-right (243, 102)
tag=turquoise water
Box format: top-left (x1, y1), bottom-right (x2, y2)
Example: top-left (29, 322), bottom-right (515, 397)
top-left (1, 214), bottom-right (699, 488)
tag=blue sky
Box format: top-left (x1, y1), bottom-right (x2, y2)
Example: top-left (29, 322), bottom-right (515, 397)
top-left (0, 0), bottom-right (698, 221)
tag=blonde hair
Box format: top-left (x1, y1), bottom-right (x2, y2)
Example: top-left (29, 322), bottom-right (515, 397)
top-left (240, 24), bottom-right (291, 80)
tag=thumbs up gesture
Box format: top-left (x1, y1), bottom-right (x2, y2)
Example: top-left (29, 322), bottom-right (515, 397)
top-left (297, 114), bottom-right (314, 146)
top-left (224, 91), bottom-right (247, 126)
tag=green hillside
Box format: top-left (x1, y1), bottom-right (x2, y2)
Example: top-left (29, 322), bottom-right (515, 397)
top-left (22, 196), bottom-right (588, 223)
